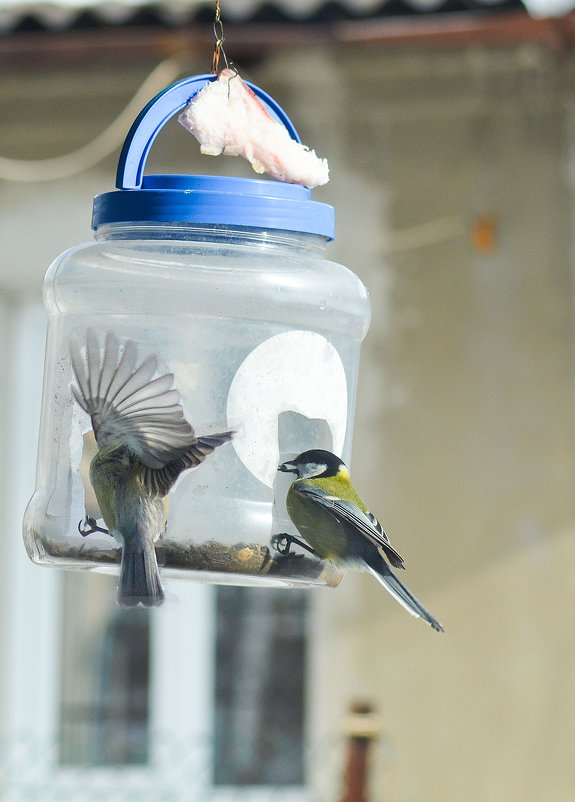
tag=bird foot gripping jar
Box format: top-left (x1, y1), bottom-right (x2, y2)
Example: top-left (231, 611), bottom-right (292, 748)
top-left (23, 75), bottom-right (371, 592)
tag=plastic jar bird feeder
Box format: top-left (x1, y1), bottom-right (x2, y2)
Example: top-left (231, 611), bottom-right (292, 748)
top-left (23, 75), bottom-right (371, 589)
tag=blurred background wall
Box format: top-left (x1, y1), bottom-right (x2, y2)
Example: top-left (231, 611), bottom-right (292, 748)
top-left (0, 6), bottom-right (574, 800)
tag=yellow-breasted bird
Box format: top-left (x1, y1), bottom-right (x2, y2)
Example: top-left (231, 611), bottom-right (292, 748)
top-left (70, 330), bottom-right (233, 607)
top-left (278, 449), bottom-right (443, 632)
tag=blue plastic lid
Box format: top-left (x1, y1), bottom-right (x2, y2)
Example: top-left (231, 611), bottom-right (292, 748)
top-left (93, 174), bottom-right (335, 239)
top-left (92, 74), bottom-right (335, 240)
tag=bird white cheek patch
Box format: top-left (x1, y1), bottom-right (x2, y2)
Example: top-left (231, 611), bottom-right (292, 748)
top-left (226, 330), bottom-right (348, 487)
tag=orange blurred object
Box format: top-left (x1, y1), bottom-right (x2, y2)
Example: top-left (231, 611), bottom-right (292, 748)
top-left (471, 213), bottom-right (498, 254)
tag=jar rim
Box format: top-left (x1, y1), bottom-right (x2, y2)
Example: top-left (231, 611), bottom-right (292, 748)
top-left (93, 221), bottom-right (329, 254)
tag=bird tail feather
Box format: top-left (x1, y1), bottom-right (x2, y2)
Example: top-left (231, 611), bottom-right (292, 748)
top-left (364, 553), bottom-right (443, 632)
top-left (119, 539), bottom-right (164, 607)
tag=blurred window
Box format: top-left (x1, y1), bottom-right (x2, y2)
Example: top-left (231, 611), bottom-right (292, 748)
top-left (58, 573), bottom-right (151, 766)
top-left (56, 576), bottom-right (307, 790)
top-left (213, 587), bottom-right (307, 786)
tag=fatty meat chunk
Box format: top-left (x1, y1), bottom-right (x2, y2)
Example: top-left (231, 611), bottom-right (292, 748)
top-left (178, 69), bottom-right (329, 189)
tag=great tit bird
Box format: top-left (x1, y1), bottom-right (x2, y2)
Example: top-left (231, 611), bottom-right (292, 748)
top-left (278, 449), bottom-right (443, 632)
top-left (70, 330), bottom-right (233, 607)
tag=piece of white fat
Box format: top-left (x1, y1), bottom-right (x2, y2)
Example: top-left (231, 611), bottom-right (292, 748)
top-left (178, 69), bottom-right (329, 189)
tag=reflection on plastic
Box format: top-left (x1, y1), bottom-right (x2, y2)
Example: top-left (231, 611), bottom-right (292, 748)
top-left (227, 331), bottom-right (347, 488)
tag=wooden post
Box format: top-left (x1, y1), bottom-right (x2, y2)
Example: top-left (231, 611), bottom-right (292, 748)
top-left (340, 701), bottom-right (380, 802)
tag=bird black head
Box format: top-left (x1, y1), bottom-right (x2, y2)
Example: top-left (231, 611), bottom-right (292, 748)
top-left (278, 449), bottom-right (346, 479)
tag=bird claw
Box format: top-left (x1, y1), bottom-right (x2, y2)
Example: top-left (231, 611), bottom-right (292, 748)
top-left (78, 517), bottom-right (110, 537)
top-left (271, 533), bottom-right (293, 555)
top-left (271, 533), bottom-right (319, 559)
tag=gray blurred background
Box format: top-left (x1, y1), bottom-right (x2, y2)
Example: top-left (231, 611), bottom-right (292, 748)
top-left (0, 1), bottom-right (574, 800)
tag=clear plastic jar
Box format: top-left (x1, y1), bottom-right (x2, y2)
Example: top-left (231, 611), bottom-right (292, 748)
top-left (23, 76), bottom-right (371, 591)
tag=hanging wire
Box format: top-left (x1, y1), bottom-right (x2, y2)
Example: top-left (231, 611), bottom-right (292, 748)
top-left (383, 215), bottom-right (465, 253)
top-left (0, 54), bottom-right (187, 183)
top-left (211, 0), bottom-right (229, 74)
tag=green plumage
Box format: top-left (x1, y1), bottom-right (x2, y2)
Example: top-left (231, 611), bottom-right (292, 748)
top-left (279, 449), bottom-right (444, 632)
top-left (286, 469), bottom-right (366, 563)
top-left (71, 330), bottom-right (233, 607)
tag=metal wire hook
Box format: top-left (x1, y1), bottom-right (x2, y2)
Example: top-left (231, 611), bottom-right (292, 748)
top-left (211, 0), bottom-right (229, 74)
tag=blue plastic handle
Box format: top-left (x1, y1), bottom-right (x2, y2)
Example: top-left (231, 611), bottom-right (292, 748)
top-left (116, 73), bottom-right (302, 190)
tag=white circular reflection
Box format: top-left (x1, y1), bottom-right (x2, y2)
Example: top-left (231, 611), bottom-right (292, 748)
top-left (227, 331), bottom-right (348, 487)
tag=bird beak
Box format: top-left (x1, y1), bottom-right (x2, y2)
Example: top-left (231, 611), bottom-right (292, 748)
top-left (278, 460), bottom-right (297, 473)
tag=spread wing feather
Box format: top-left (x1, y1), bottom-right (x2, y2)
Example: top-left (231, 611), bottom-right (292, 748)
top-left (291, 482), bottom-right (405, 569)
top-left (70, 330), bottom-right (198, 469)
top-left (140, 432), bottom-right (235, 497)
